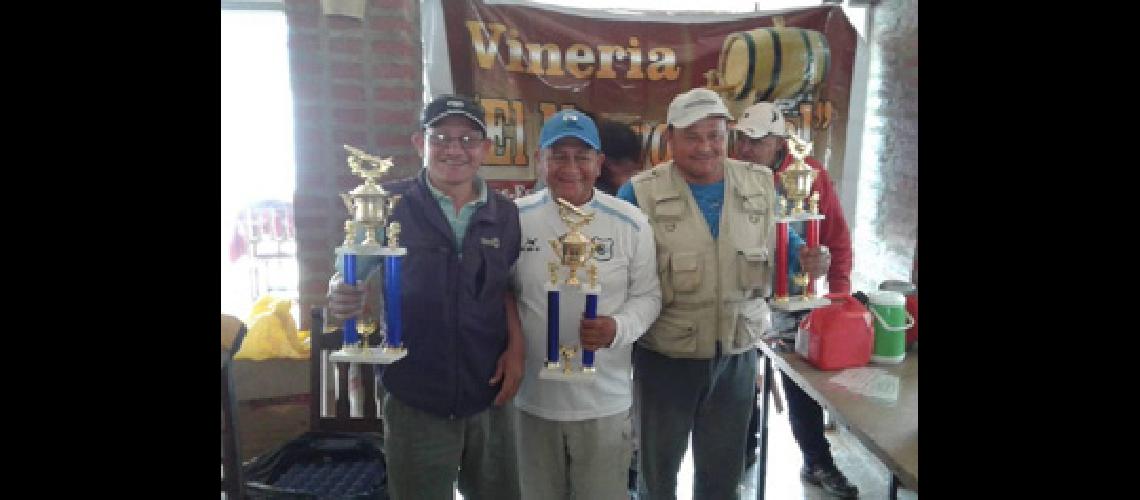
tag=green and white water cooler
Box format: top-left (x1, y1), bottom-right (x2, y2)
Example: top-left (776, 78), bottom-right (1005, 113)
top-left (868, 290), bottom-right (913, 364)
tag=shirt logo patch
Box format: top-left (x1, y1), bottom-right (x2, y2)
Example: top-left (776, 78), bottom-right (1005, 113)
top-left (481, 237), bottom-right (500, 248)
top-left (592, 237), bottom-right (614, 261)
top-left (522, 237), bottom-right (541, 252)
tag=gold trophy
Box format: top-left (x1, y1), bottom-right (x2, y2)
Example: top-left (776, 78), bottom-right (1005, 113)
top-left (557, 345), bottom-right (580, 375)
top-left (549, 199), bottom-right (596, 286)
top-left (792, 273), bottom-right (811, 301)
top-left (540, 198), bottom-right (601, 381)
top-left (772, 135), bottom-right (830, 311)
top-left (779, 134), bottom-right (817, 216)
top-left (330, 145), bottom-right (409, 364)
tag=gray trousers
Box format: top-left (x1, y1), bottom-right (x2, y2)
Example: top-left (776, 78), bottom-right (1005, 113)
top-left (382, 394), bottom-right (521, 500)
top-left (634, 347), bottom-right (757, 500)
top-left (518, 410), bottom-right (634, 500)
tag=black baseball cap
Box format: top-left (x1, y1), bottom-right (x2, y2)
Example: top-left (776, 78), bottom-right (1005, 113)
top-left (421, 95), bottom-right (487, 135)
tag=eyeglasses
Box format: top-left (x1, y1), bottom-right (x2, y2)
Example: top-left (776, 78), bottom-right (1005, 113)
top-left (426, 133), bottom-right (486, 150)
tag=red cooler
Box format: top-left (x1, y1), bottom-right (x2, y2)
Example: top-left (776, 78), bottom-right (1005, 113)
top-left (795, 293), bottom-right (874, 370)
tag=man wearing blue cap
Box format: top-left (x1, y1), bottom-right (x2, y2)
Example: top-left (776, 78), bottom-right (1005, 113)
top-left (511, 109), bottom-right (661, 499)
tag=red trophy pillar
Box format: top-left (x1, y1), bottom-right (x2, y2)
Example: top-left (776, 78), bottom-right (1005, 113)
top-left (775, 220), bottom-right (789, 299)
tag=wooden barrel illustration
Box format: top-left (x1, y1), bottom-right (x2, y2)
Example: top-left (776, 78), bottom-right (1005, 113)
top-left (716, 27), bottom-right (830, 103)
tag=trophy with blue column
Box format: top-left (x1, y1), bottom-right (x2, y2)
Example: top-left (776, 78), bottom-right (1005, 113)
top-left (329, 145), bottom-right (408, 364)
top-left (539, 198), bottom-right (601, 382)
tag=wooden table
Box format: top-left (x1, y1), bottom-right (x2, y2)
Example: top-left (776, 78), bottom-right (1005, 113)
top-left (755, 341), bottom-right (918, 498)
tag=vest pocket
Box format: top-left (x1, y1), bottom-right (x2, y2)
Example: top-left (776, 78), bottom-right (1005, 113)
top-left (739, 192), bottom-right (771, 242)
top-left (657, 249), bottom-right (674, 306)
top-left (670, 251), bottom-right (701, 293)
top-left (741, 193), bottom-right (769, 214)
top-left (653, 196), bottom-right (686, 220)
top-left (650, 314), bottom-right (697, 353)
top-left (737, 247), bottom-right (770, 290)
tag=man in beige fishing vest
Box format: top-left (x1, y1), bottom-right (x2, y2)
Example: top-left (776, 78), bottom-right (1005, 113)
top-left (616, 88), bottom-right (831, 499)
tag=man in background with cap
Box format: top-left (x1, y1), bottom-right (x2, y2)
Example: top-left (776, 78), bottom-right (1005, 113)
top-left (327, 94), bottom-right (524, 500)
top-left (732, 102), bottom-right (851, 295)
top-left (616, 89), bottom-right (831, 499)
top-left (732, 102), bottom-right (857, 498)
top-left (511, 109), bottom-right (660, 499)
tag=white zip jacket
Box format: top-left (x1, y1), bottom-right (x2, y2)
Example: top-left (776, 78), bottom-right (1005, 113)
top-left (511, 188), bottom-right (661, 421)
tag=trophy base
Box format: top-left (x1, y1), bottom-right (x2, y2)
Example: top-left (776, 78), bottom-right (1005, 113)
top-left (775, 213), bottom-right (825, 223)
top-left (329, 346), bottom-right (408, 364)
top-left (770, 296), bottom-right (831, 312)
top-left (538, 366), bottom-right (597, 382)
top-left (336, 245), bottom-right (407, 257)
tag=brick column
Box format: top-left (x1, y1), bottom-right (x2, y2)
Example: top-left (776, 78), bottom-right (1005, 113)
top-left (285, 0), bottom-right (423, 329)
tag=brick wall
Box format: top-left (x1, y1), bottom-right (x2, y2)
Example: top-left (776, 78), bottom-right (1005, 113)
top-left (285, 0), bottom-right (423, 328)
top-left (849, 0), bottom-right (917, 292)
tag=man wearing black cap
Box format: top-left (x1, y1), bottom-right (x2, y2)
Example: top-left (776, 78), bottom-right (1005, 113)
top-left (327, 95), bottom-right (524, 500)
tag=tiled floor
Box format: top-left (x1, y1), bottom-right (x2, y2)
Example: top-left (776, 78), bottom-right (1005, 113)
top-left (737, 396), bottom-right (918, 499)
top-left (612, 399), bottom-right (918, 499)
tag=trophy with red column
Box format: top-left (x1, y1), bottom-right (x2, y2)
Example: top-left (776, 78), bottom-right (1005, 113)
top-left (772, 135), bottom-right (830, 312)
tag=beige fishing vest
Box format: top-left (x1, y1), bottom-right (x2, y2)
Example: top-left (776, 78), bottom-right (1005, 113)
top-left (631, 158), bottom-right (776, 359)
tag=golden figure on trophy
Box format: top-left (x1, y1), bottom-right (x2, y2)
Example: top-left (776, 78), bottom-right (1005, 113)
top-left (549, 198), bottom-right (597, 287)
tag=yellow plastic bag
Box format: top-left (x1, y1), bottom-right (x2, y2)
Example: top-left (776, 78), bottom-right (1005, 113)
top-left (234, 296), bottom-right (311, 360)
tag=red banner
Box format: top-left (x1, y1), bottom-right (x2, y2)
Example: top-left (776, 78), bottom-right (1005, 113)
top-left (441, 1), bottom-right (858, 199)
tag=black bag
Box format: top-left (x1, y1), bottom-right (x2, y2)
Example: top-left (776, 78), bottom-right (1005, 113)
top-left (243, 431), bottom-right (388, 499)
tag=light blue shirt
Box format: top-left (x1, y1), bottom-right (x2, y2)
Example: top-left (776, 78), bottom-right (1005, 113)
top-left (687, 180), bottom-right (726, 238)
top-left (423, 169), bottom-right (488, 249)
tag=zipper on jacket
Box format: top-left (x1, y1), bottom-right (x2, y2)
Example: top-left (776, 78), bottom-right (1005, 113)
top-left (452, 214), bottom-right (488, 416)
top-left (451, 246), bottom-right (461, 417)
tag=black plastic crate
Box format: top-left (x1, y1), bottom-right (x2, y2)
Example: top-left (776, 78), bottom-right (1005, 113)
top-left (243, 431), bottom-right (387, 500)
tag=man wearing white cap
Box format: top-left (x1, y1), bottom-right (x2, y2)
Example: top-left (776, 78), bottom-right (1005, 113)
top-left (732, 102), bottom-right (851, 295)
top-left (732, 102), bottom-right (857, 497)
top-left (616, 89), bottom-right (831, 499)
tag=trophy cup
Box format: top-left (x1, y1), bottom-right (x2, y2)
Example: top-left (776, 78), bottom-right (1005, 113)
top-left (771, 135), bottom-right (830, 312)
top-left (539, 198), bottom-right (601, 382)
top-left (329, 144), bottom-right (408, 364)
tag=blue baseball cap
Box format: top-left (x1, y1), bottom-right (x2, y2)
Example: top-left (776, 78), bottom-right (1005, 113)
top-left (539, 109), bottom-right (601, 150)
